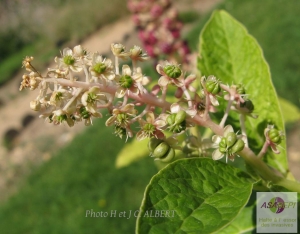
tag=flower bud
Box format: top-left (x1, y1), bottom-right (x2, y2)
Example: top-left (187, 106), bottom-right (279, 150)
top-left (152, 142), bottom-right (170, 158)
top-left (268, 128), bottom-right (282, 144)
top-left (226, 132), bottom-right (237, 148)
top-left (163, 65), bottom-right (182, 79)
top-left (130, 45), bottom-right (143, 58)
top-left (230, 139), bottom-right (245, 154)
top-left (111, 43), bottom-right (125, 56)
top-left (205, 79), bottom-right (221, 95)
top-left (73, 45), bottom-right (85, 57)
top-left (30, 100), bottom-right (41, 111)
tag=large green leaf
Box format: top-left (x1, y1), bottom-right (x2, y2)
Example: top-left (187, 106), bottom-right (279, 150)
top-left (198, 10), bottom-right (288, 174)
top-left (136, 158), bottom-right (255, 234)
top-left (219, 202), bottom-right (256, 233)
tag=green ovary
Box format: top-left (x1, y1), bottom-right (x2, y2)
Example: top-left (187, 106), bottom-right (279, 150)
top-left (143, 123), bottom-right (155, 135)
top-left (63, 55), bottom-right (75, 65)
top-left (93, 63), bottom-right (106, 74)
top-left (119, 75), bottom-right (133, 88)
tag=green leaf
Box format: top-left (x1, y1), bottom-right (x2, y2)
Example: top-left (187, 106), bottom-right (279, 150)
top-left (279, 97), bottom-right (300, 123)
top-left (219, 203), bottom-right (256, 234)
top-left (198, 10), bottom-right (288, 174)
top-left (115, 139), bottom-right (148, 168)
top-left (136, 158), bottom-right (255, 234)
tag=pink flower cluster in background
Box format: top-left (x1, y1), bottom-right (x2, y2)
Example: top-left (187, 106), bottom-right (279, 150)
top-left (127, 0), bottom-right (191, 66)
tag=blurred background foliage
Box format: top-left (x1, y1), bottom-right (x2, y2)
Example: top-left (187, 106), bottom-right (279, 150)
top-left (0, 0), bottom-right (299, 233)
top-left (0, 0), bottom-right (128, 85)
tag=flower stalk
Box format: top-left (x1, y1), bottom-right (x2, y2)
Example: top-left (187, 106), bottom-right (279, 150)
top-left (19, 43), bottom-right (299, 192)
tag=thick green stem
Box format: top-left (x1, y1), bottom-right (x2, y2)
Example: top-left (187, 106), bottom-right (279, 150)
top-left (275, 178), bottom-right (300, 193)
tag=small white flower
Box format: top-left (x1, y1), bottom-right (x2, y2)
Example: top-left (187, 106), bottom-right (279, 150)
top-left (115, 65), bottom-right (149, 98)
top-left (129, 45), bottom-right (149, 61)
top-left (30, 100), bottom-right (41, 111)
top-left (105, 103), bottom-right (137, 128)
top-left (89, 52), bottom-right (115, 81)
top-left (111, 43), bottom-right (130, 59)
top-left (81, 87), bottom-right (107, 114)
top-left (55, 48), bottom-right (82, 72)
top-left (49, 88), bottom-right (72, 107)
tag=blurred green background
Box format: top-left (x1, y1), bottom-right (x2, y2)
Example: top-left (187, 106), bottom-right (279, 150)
top-left (0, 0), bottom-right (299, 233)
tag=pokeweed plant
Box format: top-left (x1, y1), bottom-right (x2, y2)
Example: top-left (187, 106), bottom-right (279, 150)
top-left (19, 10), bottom-right (300, 233)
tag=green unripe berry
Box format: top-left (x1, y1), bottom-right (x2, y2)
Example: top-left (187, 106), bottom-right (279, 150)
top-left (93, 63), bottom-right (106, 74)
top-left (268, 128), bottom-right (281, 144)
top-left (205, 80), bottom-right (221, 95)
top-left (119, 75), bottom-right (133, 88)
top-left (230, 139), bottom-right (245, 154)
top-left (174, 110), bottom-right (186, 124)
top-left (158, 148), bottom-right (175, 163)
top-left (152, 142), bottom-right (170, 158)
top-left (240, 100), bottom-right (254, 112)
top-left (219, 137), bottom-right (227, 153)
top-left (219, 147), bottom-right (227, 154)
top-left (226, 132), bottom-right (237, 148)
top-left (163, 65), bottom-right (182, 79)
top-left (173, 121), bottom-right (186, 133)
top-left (167, 114), bottom-right (176, 125)
top-left (148, 138), bottom-right (163, 152)
top-left (63, 55), bottom-right (75, 65)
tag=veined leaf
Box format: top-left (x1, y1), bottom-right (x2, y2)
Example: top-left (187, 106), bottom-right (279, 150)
top-left (198, 10), bottom-right (288, 174)
top-left (136, 158), bottom-right (255, 234)
top-left (219, 202), bottom-right (256, 233)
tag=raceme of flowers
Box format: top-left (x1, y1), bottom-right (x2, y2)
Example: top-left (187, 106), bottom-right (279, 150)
top-left (127, 0), bottom-right (191, 66)
top-left (20, 43), bottom-right (283, 163)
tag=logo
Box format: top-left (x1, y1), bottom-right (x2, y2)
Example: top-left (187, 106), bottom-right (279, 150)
top-left (257, 192), bottom-right (297, 233)
top-left (268, 197), bottom-right (285, 214)
top-left (260, 196), bottom-right (296, 214)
